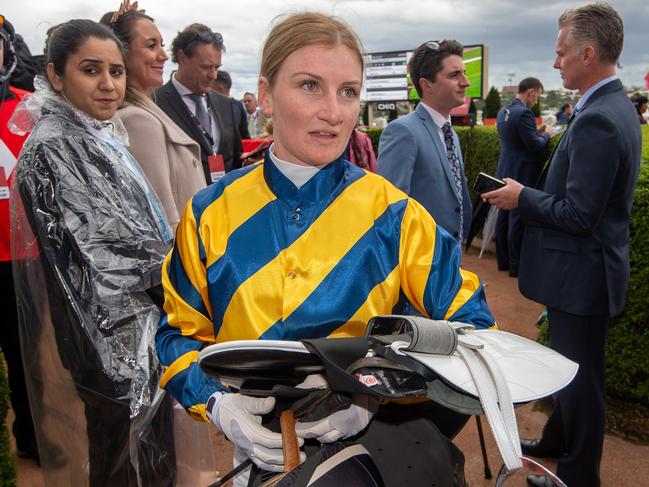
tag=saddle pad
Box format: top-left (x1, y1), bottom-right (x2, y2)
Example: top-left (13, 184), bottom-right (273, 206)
top-left (404, 330), bottom-right (578, 403)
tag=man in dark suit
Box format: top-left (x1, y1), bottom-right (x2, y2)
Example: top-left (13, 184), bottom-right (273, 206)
top-left (212, 70), bottom-right (250, 140)
top-left (378, 40), bottom-right (472, 242)
top-left (485, 3), bottom-right (641, 486)
top-left (494, 77), bottom-right (553, 277)
top-left (555, 103), bottom-right (573, 125)
top-left (156, 24), bottom-right (242, 184)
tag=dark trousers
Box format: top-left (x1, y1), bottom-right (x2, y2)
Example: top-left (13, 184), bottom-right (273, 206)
top-left (0, 261), bottom-right (37, 450)
top-left (78, 384), bottom-right (176, 487)
top-left (540, 307), bottom-right (608, 487)
top-left (495, 208), bottom-right (523, 274)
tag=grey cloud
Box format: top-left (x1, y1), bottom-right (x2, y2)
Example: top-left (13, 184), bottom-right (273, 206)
top-left (4, 0), bottom-right (648, 96)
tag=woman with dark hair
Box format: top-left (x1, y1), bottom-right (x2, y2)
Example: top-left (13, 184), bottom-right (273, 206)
top-left (631, 94), bottom-right (648, 124)
top-left (101, 3), bottom-right (205, 230)
top-left (10, 18), bottom-right (175, 486)
top-left (555, 103), bottom-right (573, 125)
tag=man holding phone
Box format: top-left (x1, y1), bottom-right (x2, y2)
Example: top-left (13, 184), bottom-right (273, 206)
top-left (484, 3), bottom-right (641, 486)
top-left (494, 77), bottom-right (553, 277)
top-left (378, 40), bottom-right (471, 242)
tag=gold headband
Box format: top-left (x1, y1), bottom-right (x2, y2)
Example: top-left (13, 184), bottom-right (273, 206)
top-left (110, 1), bottom-right (145, 24)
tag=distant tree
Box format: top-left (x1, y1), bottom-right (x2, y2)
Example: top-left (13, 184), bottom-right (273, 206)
top-left (484, 86), bottom-right (501, 118)
top-left (468, 98), bottom-right (477, 114)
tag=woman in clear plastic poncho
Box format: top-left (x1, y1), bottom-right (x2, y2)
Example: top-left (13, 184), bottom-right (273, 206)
top-left (9, 19), bottom-right (175, 486)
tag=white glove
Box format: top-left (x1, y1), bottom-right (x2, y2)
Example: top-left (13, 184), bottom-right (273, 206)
top-left (206, 392), bottom-right (305, 472)
top-left (294, 375), bottom-right (381, 443)
top-left (296, 373), bottom-right (329, 390)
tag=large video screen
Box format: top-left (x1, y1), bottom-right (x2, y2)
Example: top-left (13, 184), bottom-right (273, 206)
top-left (362, 45), bottom-right (487, 102)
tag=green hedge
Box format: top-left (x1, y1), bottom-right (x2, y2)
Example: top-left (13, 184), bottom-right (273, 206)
top-left (369, 123), bottom-right (649, 404)
top-left (0, 354), bottom-right (16, 486)
top-left (606, 125), bottom-right (649, 402)
top-left (365, 128), bottom-right (383, 161)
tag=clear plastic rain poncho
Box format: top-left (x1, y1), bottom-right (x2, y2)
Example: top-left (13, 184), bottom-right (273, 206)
top-left (9, 77), bottom-right (219, 486)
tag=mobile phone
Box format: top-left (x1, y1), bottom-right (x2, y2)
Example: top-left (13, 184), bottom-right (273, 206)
top-left (473, 172), bottom-right (506, 194)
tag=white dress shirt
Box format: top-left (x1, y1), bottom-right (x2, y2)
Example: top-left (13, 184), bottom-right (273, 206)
top-left (419, 101), bottom-right (453, 147)
top-left (172, 74), bottom-right (221, 153)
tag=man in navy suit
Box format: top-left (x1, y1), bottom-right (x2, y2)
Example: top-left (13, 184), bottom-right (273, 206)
top-left (377, 40), bottom-right (471, 242)
top-left (156, 24), bottom-right (242, 184)
top-left (485, 3), bottom-right (641, 486)
top-left (494, 77), bottom-right (553, 276)
top-left (212, 70), bottom-right (251, 140)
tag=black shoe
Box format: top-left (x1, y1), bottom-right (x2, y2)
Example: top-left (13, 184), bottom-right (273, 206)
top-left (520, 438), bottom-right (562, 458)
top-left (16, 439), bottom-right (68, 469)
top-left (16, 443), bottom-right (39, 462)
top-left (527, 473), bottom-right (560, 487)
top-left (40, 442), bottom-right (68, 469)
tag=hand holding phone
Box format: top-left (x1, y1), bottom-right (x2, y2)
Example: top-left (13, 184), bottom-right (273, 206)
top-left (473, 172), bottom-right (506, 194)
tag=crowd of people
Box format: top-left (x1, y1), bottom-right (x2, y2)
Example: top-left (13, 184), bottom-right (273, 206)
top-left (0, 1), bottom-right (644, 487)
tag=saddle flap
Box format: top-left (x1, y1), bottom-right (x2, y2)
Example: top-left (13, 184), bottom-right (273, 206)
top-left (405, 329), bottom-right (579, 403)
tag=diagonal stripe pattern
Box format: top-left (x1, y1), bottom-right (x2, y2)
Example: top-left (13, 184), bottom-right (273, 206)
top-left (154, 159), bottom-right (494, 417)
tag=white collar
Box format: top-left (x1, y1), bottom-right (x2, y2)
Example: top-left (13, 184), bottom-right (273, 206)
top-left (420, 101), bottom-right (451, 129)
top-left (268, 143), bottom-right (321, 189)
top-left (171, 74), bottom-right (195, 97)
top-left (574, 75), bottom-right (618, 113)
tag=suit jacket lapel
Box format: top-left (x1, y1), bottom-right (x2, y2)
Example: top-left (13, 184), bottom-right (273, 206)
top-left (536, 79), bottom-right (623, 188)
top-left (416, 104), bottom-right (459, 201)
top-left (536, 118), bottom-right (572, 187)
top-left (160, 82), bottom-right (213, 155)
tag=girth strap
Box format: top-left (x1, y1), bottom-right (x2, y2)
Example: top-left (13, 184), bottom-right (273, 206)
top-left (368, 316), bottom-right (525, 473)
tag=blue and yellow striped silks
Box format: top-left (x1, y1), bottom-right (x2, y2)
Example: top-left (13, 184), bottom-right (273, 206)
top-left (156, 158), bottom-right (495, 421)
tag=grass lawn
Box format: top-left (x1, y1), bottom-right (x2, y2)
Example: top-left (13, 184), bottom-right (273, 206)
top-left (463, 45), bottom-right (483, 98)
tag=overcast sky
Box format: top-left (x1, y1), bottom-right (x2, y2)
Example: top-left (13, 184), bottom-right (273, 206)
top-left (4, 0), bottom-right (648, 98)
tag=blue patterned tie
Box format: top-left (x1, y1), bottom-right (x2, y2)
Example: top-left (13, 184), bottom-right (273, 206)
top-left (442, 122), bottom-right (464, 240)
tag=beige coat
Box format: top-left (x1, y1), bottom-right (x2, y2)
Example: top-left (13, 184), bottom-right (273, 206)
top-left (119, 95), bottom-right (206, 231)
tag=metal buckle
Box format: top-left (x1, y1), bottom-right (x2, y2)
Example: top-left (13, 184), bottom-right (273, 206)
top-left (495, 456), bottom-right (567, 487)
